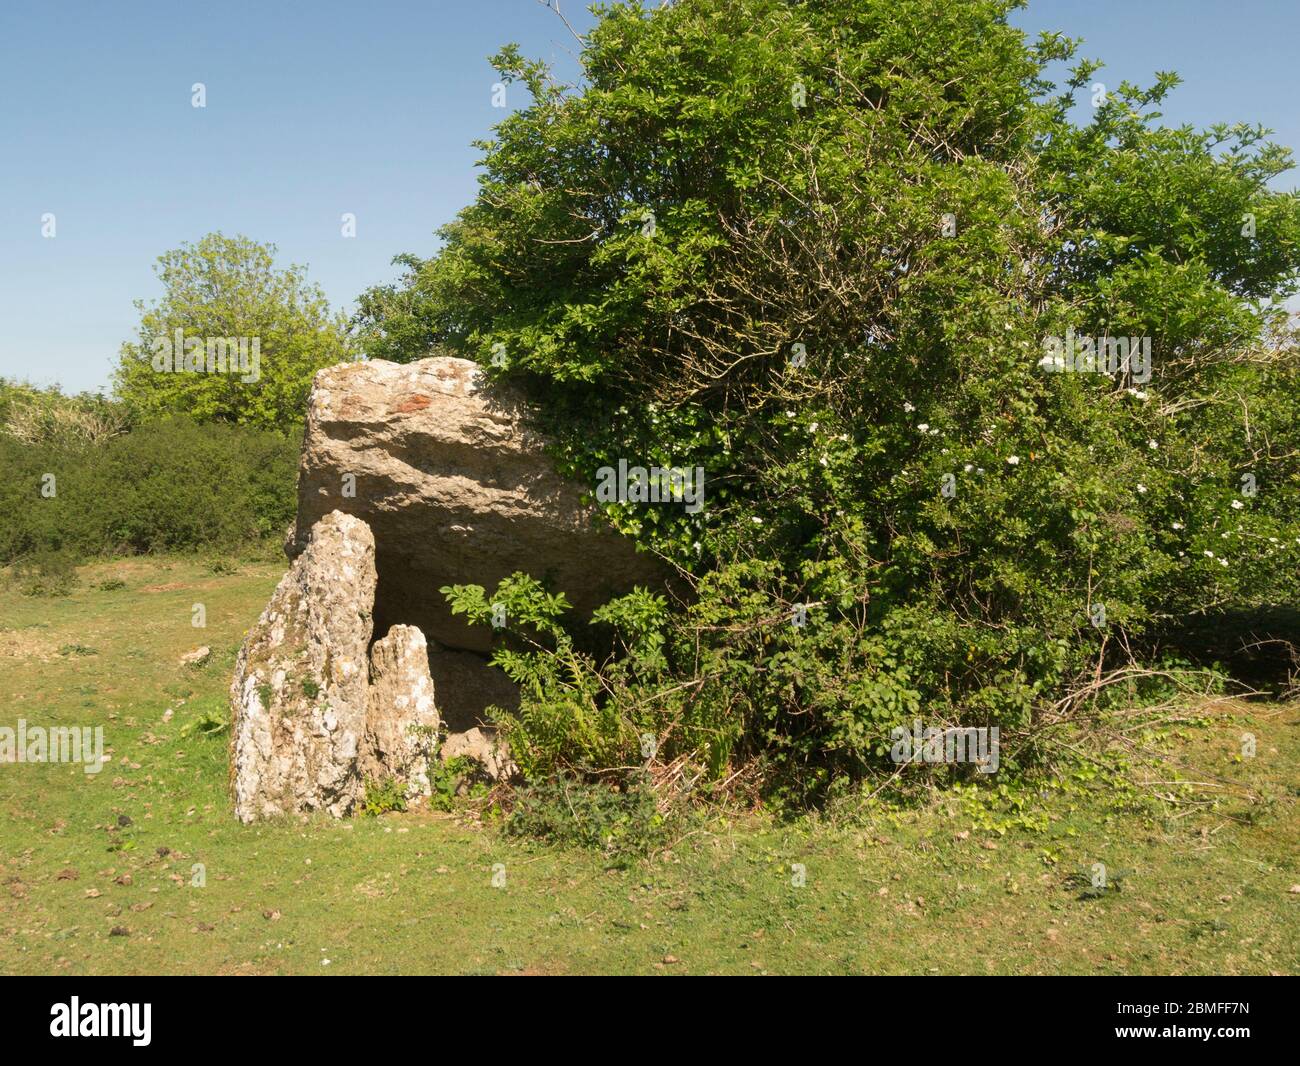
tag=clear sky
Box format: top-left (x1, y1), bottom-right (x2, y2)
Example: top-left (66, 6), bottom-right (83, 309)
top-left (2, 0), bottom-right (1297, 394)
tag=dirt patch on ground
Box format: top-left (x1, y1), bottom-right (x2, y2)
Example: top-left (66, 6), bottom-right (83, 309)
top-left (214, 960), bottom-right (279, 976)
top-left (0, 628), bottom-right (60, 663)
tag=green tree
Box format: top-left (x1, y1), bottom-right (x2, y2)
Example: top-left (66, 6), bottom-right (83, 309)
top-left (115, 233), bottom-right (352, 427)
top-left (358, 0), bottom-right (1300, 794)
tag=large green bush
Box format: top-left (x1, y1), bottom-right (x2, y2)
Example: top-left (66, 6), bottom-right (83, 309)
top-left (368, 0), bottom-right (1300, 798)
top-left (0, 417), bottom-right (299, 565)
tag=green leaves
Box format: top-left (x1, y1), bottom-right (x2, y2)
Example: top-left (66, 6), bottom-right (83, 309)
top-left (375, 0), bottom-right (1300, 798)
top-left (441, 573), bottom-right (571, 642)
top-left (114, 233), bottom-right (352, 428)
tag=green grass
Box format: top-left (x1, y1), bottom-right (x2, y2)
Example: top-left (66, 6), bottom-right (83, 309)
top-left (1, 555), bottom-right (1297, 975)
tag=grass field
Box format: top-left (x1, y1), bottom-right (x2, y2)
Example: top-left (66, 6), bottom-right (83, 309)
top-left (1, 554), bottom-right (1297, 975)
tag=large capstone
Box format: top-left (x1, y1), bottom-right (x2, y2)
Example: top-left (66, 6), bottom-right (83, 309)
top-left (290, 356), bottom-right (669, 653)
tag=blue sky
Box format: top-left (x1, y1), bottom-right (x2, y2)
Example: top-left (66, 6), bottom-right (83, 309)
top-left (2, 0), bottom-right (1297, 394)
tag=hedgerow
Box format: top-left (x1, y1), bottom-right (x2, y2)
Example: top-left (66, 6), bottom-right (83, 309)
top-left (0, 413), bottom-right (298, 569)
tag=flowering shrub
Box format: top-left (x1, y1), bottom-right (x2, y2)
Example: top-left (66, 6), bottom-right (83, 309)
top-left (370, 0), bottom-right (1300, 799)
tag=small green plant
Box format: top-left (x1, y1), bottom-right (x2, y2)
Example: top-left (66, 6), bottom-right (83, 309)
top-left (363, 777), bottom-right (408, 816)
top-left (14, 548), bottom-right (79, 597)
top-left (301, 679), bottom-right (320, 699)
top-left (58, 643), bottom-right (97, 657)
top-left (96, 577), bottom-right (127, 591)
top-left (180, 707), bottom-right (229, 739)
top-left (506, 772), bottom-right (670, 861)
top-left (428, 755), bottom-right (477, 812)
top-left (1068, 865), bottom-right (1135, 901)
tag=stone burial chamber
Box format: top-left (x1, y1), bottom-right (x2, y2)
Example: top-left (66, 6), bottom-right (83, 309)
top-left (230, 355), bottom-right (671, 822)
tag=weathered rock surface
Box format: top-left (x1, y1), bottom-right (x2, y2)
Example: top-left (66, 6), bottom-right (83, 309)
top-left (290, 356), bottom-right (669, 653)
top-left (230, 511), bottom-right (376, 823)
top-left (362, 624), bottom-right (440, 799)
top-left (233, 355), bottom-right (668, 818)
top-left (179, 645), bottom-right (211, 667)
top-left (441, 726), bottom-right (516, 783)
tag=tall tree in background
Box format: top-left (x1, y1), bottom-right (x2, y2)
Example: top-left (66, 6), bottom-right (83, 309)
top-left (115, 233), bottom-right (351, 428)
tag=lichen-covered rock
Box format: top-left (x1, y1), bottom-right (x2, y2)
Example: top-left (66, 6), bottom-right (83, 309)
top-left (362, 625), bottom-right (440, 800)
top-left (230, 511), bottom-right (376, 823)
top-left (441, 726), bottom-right (516, 783)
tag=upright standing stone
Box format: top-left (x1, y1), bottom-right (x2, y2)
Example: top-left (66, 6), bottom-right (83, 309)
top-left (230, 511), bottom-right (376, 823)
top-left (362, 625), bottom-right (440, 800)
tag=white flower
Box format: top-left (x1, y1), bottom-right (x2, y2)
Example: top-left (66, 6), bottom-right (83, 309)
top-left (809, 422), bottom-right (819, 433)
top-left (917, 423), bottom-right (930, 433)
top-left (1231, 499), bottom-right (1244, 510)
top-left (1147, 440), bottom-right (1158, 450)
top-left (785, 410), bottom-right (795, 418)
top-left (751, 517), bottom-right (763, 524)
top-left (819, 455), bottom-right (829, 467)
top-left (1126, 388), bottom-right (1149, 401)
top-left (1006, 455), bottom-right (1020, 465)
top-left (1203, 550), bottom-right (1214, 558)
top-left (903, 401), bottom-right (916, 413)
top-left (1219, 558), bottom-right (1229, 568)
top-left (1137, 484), bottom-right (1147, 494)
top-left (963, 464), bottom-right (974, 473)
top-left (1269, 537), bottom-right (1278, 544)
top-left (1172, 522), bottom-right (1184, 530)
